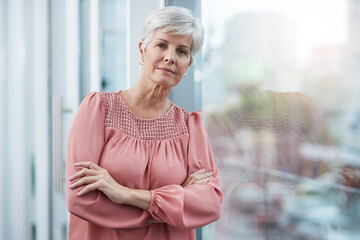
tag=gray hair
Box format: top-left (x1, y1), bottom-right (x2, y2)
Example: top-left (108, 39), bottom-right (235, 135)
top-left (141, 6), bottom-right (204, 65)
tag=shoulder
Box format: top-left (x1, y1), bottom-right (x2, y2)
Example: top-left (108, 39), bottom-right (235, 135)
top-left (84, 91), bottom-right (120, 115)
top-left (78, 91), bottom-right (103, 109)
top-left (97, 91), bottom-right (118, 103)
top-left (172, 105), bottom-right (205, 130)
top-left (82, 91), bottom-right (116, 103)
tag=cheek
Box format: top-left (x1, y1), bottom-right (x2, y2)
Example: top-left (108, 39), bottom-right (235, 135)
top-left (179, 63), bottom-right (190, 75)
top-left (144, 51), bottom-right (161, 65)
top-left (143, 57), bottom-right (158, 71)
top-left (177, 57), bottom-right (190, 70)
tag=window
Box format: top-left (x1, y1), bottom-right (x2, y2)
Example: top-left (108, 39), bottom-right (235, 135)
top-left (100, 0), bottom-right (127, 92)
top-left (80, 0), bottom-right (127, 100)
top-left (200, 0), bottom-right (360, 239)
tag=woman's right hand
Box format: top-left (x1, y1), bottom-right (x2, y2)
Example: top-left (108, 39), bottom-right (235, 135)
top-left (181, 168), bottom-right (214, 188)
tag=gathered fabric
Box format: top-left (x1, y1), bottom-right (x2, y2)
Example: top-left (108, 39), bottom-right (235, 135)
top-left (66, 91), bottom-right (223, 240)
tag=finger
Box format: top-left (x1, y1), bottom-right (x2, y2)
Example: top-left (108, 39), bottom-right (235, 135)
top-left (188, 177), bottom-right (197, 186)
top-left (182, 179), bottom-right (190, 187)
top-left (184, 170), bottom-right (209, 185)
top-left (74, 161), bottom-right (101, 170)
top-left (194, 177), bottom-right (213, 185)
top-left (69, 168), bottom-right (98, 181)
top-left (69, 168), bottom-right (97, 181)
top-left (189, 172), bottom-right (208, 184)
top-left (202, 176), bottom-right (214, 184)
top-left (183, 177), bottom-right (191, 186)
top-left (190, 172), bottom-right (213, 184)
top-left (194, 172), bottom-right (213, 180)
top-left (194, 179), bottom-right (207, 185)
top-left (183, 170), bottom-right (203, 187)
top-left (200, 181), bottom-right (206, 185)
top-left (195, 176), bottom-right (214, 185)
top-left (76, 182), bottom-right (99, 196)
top-left (182, 176), bottom-right (196, 187)
top-left (69, 176), bottom-right (99, 189)
top-left (190, 168), bottom-right (206, 177)
top-left (182, 170), bottom-right (213, 187)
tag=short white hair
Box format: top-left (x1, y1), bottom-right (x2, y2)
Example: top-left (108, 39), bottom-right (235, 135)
top-left (141, 6), bottom-right (204, 65)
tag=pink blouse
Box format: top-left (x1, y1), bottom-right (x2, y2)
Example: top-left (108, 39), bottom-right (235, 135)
top-left (66, 91), bottom-right (223, 240)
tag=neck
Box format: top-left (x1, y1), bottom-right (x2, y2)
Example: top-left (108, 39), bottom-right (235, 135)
top-left (122, 78), bottom-right (172, 110)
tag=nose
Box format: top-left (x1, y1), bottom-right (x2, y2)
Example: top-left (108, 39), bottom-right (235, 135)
top-left (164, 49), bottom-right (175, 64)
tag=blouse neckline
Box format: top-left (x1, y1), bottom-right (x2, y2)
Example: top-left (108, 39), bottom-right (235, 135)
top-left (117, 90), bottom-right (175, 121)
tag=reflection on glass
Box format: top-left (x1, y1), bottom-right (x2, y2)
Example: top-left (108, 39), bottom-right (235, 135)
top-left (206, 87), bottom-right (360, 239)
top-left (200, 0), bottom-right (360, 239)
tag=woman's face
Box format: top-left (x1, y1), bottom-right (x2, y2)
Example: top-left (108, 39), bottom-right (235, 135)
top-left (139, 29), bottom-right (192, 88)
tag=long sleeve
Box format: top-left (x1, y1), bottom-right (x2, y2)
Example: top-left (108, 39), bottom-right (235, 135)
top-left (147, 111), bottom-right (223, 228)
top-left (66, 92), bottom-right (151, 229)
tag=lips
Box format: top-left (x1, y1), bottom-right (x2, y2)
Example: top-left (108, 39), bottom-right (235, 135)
top-left (158, 67), bottom-right (175, 75)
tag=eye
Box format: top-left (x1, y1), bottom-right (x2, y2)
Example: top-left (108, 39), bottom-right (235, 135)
top-left (177, 49), bottom-right (188, 56)
top-left (156, 43), bottom-right (166, 48)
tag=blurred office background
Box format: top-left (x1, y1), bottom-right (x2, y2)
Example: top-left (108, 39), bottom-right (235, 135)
top-left (1, 0), bottom-right (360, 239)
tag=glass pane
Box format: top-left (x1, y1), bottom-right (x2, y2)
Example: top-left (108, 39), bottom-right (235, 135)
top-left (200, 1), bottom-right (360, 239)
top-left (100, 0), bottom-right (127, 92)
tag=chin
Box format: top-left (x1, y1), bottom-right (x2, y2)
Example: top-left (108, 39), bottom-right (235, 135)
top-left (152, 77), bottom-right (180, 88)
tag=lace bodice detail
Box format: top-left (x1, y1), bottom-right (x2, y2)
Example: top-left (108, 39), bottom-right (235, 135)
top-left (99, 92), bottom-right (191, 141)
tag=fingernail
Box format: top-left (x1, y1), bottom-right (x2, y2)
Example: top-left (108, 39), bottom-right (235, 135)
top-left (76, 192), bottom-right (81, 196)
top-left (201, 168), bottom-right (206, 172)
top-left (74, 162), bottom-right (80, 166)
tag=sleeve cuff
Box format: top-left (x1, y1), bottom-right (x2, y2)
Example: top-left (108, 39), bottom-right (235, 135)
top-left (147, 190), bottom-right (161, 221)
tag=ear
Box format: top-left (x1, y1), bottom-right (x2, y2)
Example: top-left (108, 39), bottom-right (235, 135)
top-left (139, 41), bottom-right (144, 62)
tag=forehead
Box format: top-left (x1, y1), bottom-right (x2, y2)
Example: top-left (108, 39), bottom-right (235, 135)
top-left (152, 29), bottom-right (192, 48)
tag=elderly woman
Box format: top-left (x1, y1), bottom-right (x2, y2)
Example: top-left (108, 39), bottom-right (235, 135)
top-left (66, 6), bottom-right (223, 240)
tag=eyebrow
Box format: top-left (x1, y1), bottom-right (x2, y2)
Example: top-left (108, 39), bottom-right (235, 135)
top-left (155, 38), bottom-right (191, 50)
